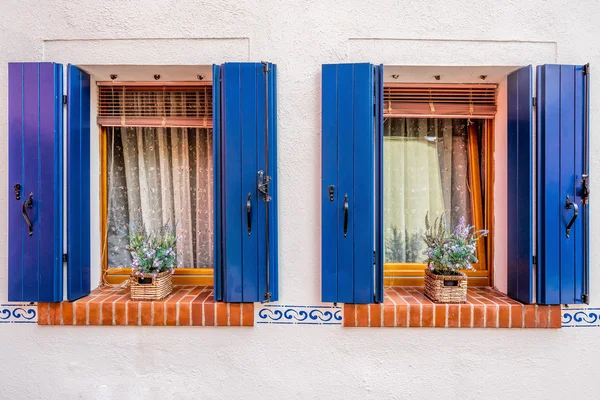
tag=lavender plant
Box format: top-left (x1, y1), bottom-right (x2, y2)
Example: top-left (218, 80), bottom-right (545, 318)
top-left (422, 213), bottom-right (488, 276)
top-left (124, 220), bottom-right (178, 278)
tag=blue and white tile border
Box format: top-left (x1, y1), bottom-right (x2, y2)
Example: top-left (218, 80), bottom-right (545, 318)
top-left (0, 303), bottom-right (594, 327)
top-left (257, 304), bottom-right (342, 325)
top-left (562, 307), bottom-right (600, 328)
top-left (0, 303), bottom-right (37, 324)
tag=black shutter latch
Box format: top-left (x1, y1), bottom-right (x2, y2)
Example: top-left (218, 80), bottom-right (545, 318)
top-left (62, 95), bottom-right (67, 105)
top-left (62, 254), bottom-right (68, 263)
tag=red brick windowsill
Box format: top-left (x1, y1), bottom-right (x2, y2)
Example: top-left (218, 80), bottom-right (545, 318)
top-left (344, 287), bottom-right (561, 328)
top-left (38, 286), bottom-right (253, 326)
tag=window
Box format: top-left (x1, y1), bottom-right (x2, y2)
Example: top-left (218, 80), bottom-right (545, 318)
top-left (7, 62), bottom-right (279, 305)
top-left (321, 63), bottom-right (590, 307)
top-left (98, 84), bottom-right (215, 285)
top-left (383, 116), bottom-right (492, 287)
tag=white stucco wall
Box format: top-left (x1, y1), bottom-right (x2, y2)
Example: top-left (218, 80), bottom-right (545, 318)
top-left (1, 1), bottom-right (599, 399)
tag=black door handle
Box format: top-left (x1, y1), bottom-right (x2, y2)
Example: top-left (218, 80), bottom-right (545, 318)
top-left (566, 195), bottom-right (579, 238)
top-left (246, 193), bottom-right (252, 236)
top-left (343, 194), bottom-right (348, 237)
top-left (22, 192), bottom-right (33, 236)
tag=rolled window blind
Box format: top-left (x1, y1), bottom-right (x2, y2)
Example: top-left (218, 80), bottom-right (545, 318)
top-left (384, 83), bottom-right (497, 119)
top-left (97, 83), bottom-right (212, 128)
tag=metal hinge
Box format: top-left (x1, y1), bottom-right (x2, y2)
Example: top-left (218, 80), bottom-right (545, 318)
top-left (582, 293), bottom-right (589, 304)
top-left (62, 254), bottom-right (68, 263)
top-left (62, 95), bottom-right (67, 105)
top-left (583, 63), bottom-right (590, 76)
top-left (532, 97), bottom-right (536, 107)
top-left (261, 61), bottom-right (270, 73)
top-left (532, 255), bottom-right (537, 264)
top-left (257, 170), bottom-right (272, 202)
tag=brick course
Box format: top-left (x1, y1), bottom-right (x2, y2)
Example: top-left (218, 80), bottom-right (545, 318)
top-left (343, 287), bottom-right (561, 328)
top-left (38, 286), bottom-right (253, 327)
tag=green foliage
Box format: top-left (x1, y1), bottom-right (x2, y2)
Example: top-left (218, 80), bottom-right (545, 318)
top-left (422, 213), bottom-right (488, 276)
top-left (123, 218), bottom-right (178, 277)
top-left (385, 225), bottom-right (422, 263)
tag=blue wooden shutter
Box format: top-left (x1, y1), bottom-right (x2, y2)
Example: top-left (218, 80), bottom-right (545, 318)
top-left (536, 64), bottom-right (589, 305)
top-left (321, 63), bottom-right (380, 304)
top-left (67, 65), bottom-right (91, 301)
top-left (8, 62), bottom-right (64, 302)
top-left (220, 62), bottom-right (278, 302)
top-left (507, 66), bottom-right (534, 304)
top-left (213, 64), bottom-right (223, 301)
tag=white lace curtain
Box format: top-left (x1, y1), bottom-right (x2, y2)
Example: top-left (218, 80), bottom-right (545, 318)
top-left (384, 118), bottom-right (473, 263)
top-left (107, 125), bottom-right (214, 269)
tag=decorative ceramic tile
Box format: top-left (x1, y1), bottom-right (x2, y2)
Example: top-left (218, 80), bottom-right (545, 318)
top-left (0, 303), bottom-right (37, 324)
top-left (256, 304), bottom-right (342, 325)
top-left (562, 307), bottom-right (600, 328)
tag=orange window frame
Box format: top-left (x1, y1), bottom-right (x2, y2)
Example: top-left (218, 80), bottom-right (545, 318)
top-left (383, 119), bottom-right (494, 287)
top-left (99, 126), bottom-right (214, 286)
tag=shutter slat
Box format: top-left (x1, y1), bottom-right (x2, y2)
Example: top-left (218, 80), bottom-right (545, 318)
top-left (337, 64), bottom-right (355, 302)
top-left (212, 64), bottom-right (223, 301)
top-left (222, 63), bottom-right (243, 302)
top-left (22, 63), bottom-right (41, 298)
top-left (67, 65), bottom-right (91, 301)
top-left (375, 64), bottom-right (384, 304)
top-left (353, 64), bottom-right (375, 303)
top-left (256, 63), bottom-right (267, 300)
top-left (8, 62), bottom-right (63, 302)
top-left (8, 63), bottom-right (25, 301)
top-left (240, 64), bottom-right (259, 302)
top-left (268, 64), bottom-right (279, 301)
top-left (321, 64), bottom-right (339, 302)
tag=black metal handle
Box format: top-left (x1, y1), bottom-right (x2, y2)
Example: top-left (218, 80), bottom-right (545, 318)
top-left (246, 193), bottom-right (252, 236)
top-left (22, 193), bottom-right (33, 236)
top-left (566, 195), bottom-right (579, 238)
top-left (343, 194), bottom-right (348, 237)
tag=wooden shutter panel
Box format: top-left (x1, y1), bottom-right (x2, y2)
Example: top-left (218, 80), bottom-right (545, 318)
top-left (67, 65), bottom-right (91, 301)
top-left (8, 62), bottom-right (64, 302)
top-left (321, 63), bottom-right (382, 304)
top-left (220, 62), bottom-right (278, 302)
top-left (536, 64), bottom-right (590, 305)
top-left (507, 66), bottom-right (534, 304)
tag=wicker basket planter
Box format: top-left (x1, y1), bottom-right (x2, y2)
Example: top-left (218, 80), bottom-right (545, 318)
top-left (130, 270), bottom-right (173, 301)
top-left (424, 269), bottom-right (467, 303)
